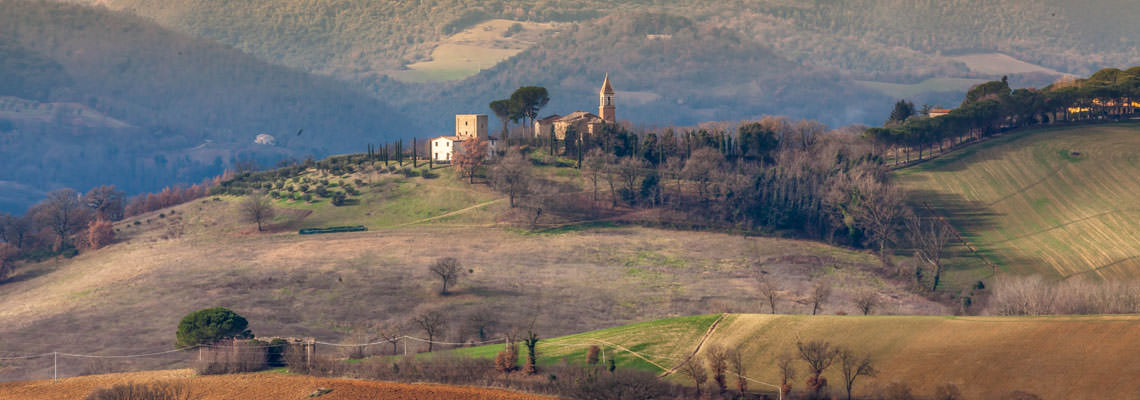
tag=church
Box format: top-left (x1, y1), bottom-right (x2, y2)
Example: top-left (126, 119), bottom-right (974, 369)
top-left (533, 74), bottom-right (616, 140)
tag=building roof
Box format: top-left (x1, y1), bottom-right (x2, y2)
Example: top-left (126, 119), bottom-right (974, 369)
top-left (930, 108), bottom-right (952, 113)
top-left (536, 114), bottom-right (562, 124)
top-left (560, 111), bottom-right (602, 122)
top-left (601, 73), bottom-right (614, 94)
top-left (432, 136), bottom-right (459, 141)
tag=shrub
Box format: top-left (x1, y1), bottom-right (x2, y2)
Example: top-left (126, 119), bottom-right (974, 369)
top-left (400, 168), bottom-right (420, 177)
top-left (87, 219), bottom-right (115, 250)
top-left (331, 192), bottom-right (348, 206)
top-left (84, 381), bottom-right (193, 400)
top-left (175, 307), bottom-right (252, 347)
top-left (302, 193), bottom-right (312, 202)
top-left (495, 343), bottom-right (519, 373)
top-left (299, 184), bottom-right (310, 193)
top-left (422, 170), bottom-right (440, 179)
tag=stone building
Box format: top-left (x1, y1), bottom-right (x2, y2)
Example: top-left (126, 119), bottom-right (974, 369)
top-left (432, 114), bottom-right (497, 162)
top-left (533, 74), bottom-right (616, 140)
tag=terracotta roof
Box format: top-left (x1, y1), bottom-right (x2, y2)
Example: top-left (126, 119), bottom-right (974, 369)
top-left (601, 73), bottom-right (614, 94)
top-left (432, 136), bottom-right (459, 141)
top-left (536, 114), bottom-right (562, 123)
top-left (560, 111), bottom-right (602, 122)
top-left (930, 108), bottom-right (952, 113)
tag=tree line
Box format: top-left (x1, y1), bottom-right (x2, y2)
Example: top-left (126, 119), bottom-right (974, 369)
top-left (866, 67), bottom-right (1140, 165)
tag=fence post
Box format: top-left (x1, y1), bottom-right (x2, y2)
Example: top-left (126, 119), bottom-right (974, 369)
top-left (306, 340), bottom-right (312, 369)
top-left (53, 352), bottom-right (57, 382)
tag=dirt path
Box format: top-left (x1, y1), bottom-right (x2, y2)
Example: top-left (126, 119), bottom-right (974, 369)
top-left (388, 198), bottom-right (505, 228)
top-left (658, 314), bottom-right (725, 377)
top-left (0, 370), bottom-right (555, 400)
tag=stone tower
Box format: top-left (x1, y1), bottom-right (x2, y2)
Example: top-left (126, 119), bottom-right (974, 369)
top-left (599, 73), bottom-right (615, 123)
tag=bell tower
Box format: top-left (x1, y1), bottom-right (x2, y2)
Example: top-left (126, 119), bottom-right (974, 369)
top-left (599, 73), bottom-right (615, 123)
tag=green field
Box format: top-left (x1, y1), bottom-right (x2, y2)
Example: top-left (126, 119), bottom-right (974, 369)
top-left (455, 313), bottom-right (1140, 400)
top-left (896, 122), bottom-right (1140, 283)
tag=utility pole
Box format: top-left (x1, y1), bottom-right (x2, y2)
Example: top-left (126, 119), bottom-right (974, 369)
top-left (53, 352), bottom-right (57, 382)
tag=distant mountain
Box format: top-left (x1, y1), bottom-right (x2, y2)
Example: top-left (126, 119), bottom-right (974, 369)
top-left (0, 1), bottom-right (419, 213)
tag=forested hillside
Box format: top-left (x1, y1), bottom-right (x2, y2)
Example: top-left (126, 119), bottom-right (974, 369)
top-left (61, 0), bottom-right (1140, 132)
top-left (70, 0), bottom-right (1140, 79)
top-left (0, 1), bottom-right (418, 213)
top-left (371, 13), bottom-right (894, 130)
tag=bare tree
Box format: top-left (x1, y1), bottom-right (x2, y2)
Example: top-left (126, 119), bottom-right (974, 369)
top-left (33, 188), bottom-right (91, 248)
top-left (0, 243), bottom-right (17, 281)
top-left (375, 323), bottom-right (402, 355)
top-left (757, 278), bottom-right (780, 313)
top-left (616, 157), bottom-right (646, 205)
top-left (683, 147), bottom-right (725, 203)
top-left (727, 348), bottom-right (747, 395)
top-left (583, 149), bottom-right (614, 203)
top-left (705, 345), bottom-right (729, 395)
top-left (797, 340), bottom-right (840, 398)
top-left (809, 280), bottom-right (832, 315)
top-left (679, 357), bottom-right (708, 397)
top-left (853, 175), bottom-right (905, 261)
top-left (454, 137), bottom-right (489, 184)
top-left (838, 348), bottom-right (876, 400)
top-left (906, 213), bottom-right (954, 291)
top-left (428, 257), bottom-right (462, 295)
top-left (489, 150), bottom-right (532, 208)
top-left (777, 352), bottom-right (797, 398)
top-left (82, 185), bottom-right (126, 221)
top-left (412, 310), bottom-right (446, 352)
top-left (239, 194), bottom-right (274, 232)
top-left (468, 308), bottom-right (496, 342)
top-left (854, 289), bottom-right (879, 315)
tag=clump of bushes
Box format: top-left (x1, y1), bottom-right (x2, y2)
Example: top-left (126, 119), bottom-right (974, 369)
top-left (84, 381), bottom-right (193, 400)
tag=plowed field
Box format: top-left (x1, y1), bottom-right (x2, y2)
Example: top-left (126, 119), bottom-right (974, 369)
top-left (0, 369), bottom-right (554, 400)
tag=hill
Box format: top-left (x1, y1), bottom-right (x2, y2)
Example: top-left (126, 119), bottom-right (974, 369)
top-left (0, 1), bottom-right (419, 213)
top-left (59, 0), bottom-right (1140, 132)
top-left (459, 313), bottom-right (1140, 399)
top-left (0, 166), bottom-right (945, 381)
top-left (896, 122), bottom-right (1140, 285)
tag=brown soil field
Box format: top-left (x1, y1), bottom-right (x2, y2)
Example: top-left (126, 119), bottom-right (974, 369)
top-left (0, 369), bottom-right (554, 400)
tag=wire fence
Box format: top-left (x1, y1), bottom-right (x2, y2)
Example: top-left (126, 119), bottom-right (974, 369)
top-left (0, 334), bottom-right (783, 399)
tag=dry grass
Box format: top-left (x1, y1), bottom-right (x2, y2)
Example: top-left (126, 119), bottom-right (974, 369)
top-left (0, 369), bottom-right (554, 400)
top-left (0, 196), bottom-right (941, 380)
top-left (700, 314), bottom-right (1140, 400)
top-left (897, 122), bottom-right (1140, 285)
top-left (389, 19), bottom-right (561, 82)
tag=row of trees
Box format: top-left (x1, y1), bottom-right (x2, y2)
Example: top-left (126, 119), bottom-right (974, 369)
top-left (677, 340), bottom-right (874, 400)
top-left (868, 68), bottom-right (1140, 165)
top-left (0, 174), bottom-right (228, 282)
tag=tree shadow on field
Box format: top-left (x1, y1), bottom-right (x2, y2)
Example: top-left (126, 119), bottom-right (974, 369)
top-left (908, 189), bottom-right (1001, 234)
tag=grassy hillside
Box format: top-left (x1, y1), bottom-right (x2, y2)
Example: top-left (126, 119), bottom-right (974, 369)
top-left (0, 167), bottom-right (944, 380)
top-left (458, 313), bottom-right (1140, 399)
top-left (896, 122), bottom-right (1140, 284)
